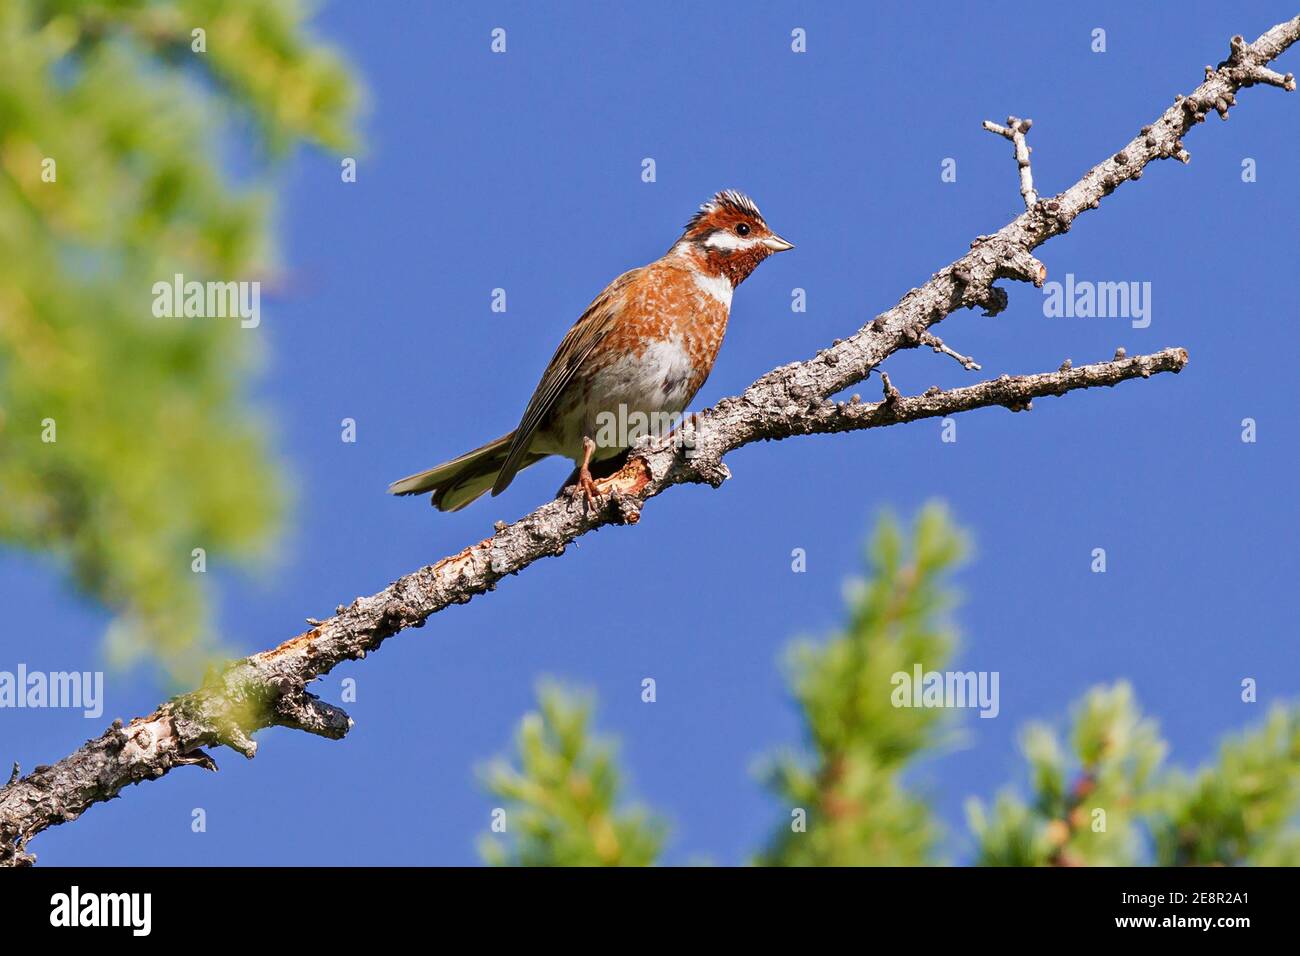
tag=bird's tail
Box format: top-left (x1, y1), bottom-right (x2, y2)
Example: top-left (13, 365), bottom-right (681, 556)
top-left (388, 432), bottom-right (546, 512)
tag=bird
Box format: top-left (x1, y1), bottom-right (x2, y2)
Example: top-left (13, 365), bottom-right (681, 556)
top-left (388, 190), bottom-right (793, 511)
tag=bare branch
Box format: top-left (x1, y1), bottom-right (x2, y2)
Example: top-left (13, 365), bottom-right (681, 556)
top-left (920, 332), bottom-right (982, 371)
top-left (814, 348), bottom-right (1187, 432)
top-left (983, 115), bottom-right (1038, 208)
top-left (878, 369), bottom-right (903, 405)
top-left (3, 14), bottom-right (1296, 865)
top-left (0, 345), bottom-right (1191, 862)
top-left (1224, 33), bottom-right (1297, 90)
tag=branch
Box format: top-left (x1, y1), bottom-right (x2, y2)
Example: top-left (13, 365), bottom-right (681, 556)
top-left (4, 15), bottom-right (1296, 865)
top-left (793, 348), bottom-right (1187, 433)
top-left (983, 116), bottom-right (1038, 208)
top-left (920, 331), bottom-right (982, 371)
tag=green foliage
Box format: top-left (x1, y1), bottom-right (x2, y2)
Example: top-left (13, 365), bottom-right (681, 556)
top-left (970, 687), bottom-right (1300, 866)
top-left (1152, 706), bottom-right (1300, 866)
top-left (0, 0), bottom-right (358, 678)
top-left (483, 508), bottom-right (1300, 867)
top-left (478, 682), bottom-right (666, 867)
top-left (969, 683), bottom-right (1166, 866)
top-left (755, 503), bottom-right (967, 866)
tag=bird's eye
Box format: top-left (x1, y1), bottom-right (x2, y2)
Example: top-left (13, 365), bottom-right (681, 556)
top-left (735, 223), bottom-right (751, 236)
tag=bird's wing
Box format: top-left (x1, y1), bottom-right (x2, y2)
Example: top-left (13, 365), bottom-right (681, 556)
top-left (492, 267), bottom-right (641, 496)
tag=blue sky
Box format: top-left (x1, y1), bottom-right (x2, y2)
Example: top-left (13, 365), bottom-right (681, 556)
top-left (5, 1), bottom-right (1299, 865)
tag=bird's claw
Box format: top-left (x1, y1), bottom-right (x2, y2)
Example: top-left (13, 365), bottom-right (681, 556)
top-left (566, 471), bottom-right (603, 510)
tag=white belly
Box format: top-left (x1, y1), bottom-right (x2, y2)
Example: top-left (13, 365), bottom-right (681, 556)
top-left (538, 337), bottom-right (697, 462)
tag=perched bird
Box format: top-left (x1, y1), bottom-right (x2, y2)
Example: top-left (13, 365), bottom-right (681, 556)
top-left (389, 190), bottom-right (793, 511)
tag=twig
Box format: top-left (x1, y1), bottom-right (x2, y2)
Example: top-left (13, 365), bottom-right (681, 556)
top-left (827, 349), bottom-right (1186, 430)
top-left (983, 115), bottom-right (1038, 208)
top-left (920, 332), bottom-right (981, 371)
top-left (1223, 33), bottom-right (1297, 90)
top-left (879, 370), bottom-right (902, 404)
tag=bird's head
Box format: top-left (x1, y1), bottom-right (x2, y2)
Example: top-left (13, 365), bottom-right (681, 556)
top-left (672, 190), bottom-right (793, 287)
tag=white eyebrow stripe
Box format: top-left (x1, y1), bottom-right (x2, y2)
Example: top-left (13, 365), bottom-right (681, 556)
top-left (702, 231), bottom-right (763, 251)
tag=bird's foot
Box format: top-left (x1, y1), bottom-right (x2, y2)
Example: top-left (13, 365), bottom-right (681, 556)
top-left (561, 436), bottom-right (610, 511)
top-left (566, 467), bottom-right (603, 510)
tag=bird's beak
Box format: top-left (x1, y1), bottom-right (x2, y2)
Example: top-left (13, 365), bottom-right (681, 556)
top-left (763, 234), bottom-right (795, 252)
